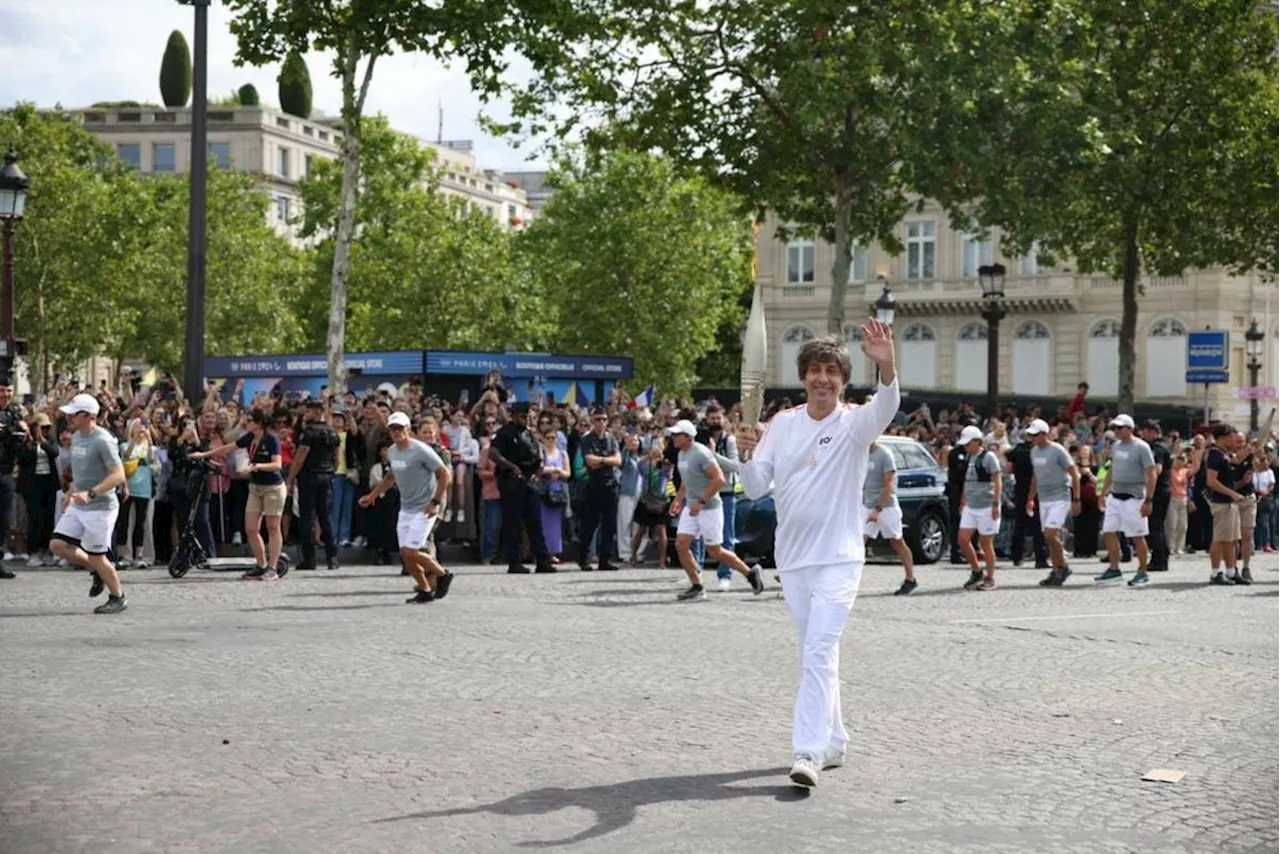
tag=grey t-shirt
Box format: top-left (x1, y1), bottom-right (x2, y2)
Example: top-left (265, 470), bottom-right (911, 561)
top-left (862, 444), bottom-right (899, 508)
top-left (387, 439), bottom-right (445, 513)
top-left (71, 426), bottom-right (123, 512)
top-left (678, 442), bottom-right (722, 509)
top-left (963, 449), bottom-right (1001, 509)
top-left (1109, 438), bottom-right (1156, 500)
top-left (1031, 441), bottom-right (1074, 502)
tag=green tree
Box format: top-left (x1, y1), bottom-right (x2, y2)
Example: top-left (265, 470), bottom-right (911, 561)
top-left (454, 0), bottom-right (1015, 336)
top-left (277, 50), bottom-right (313, 118)
top-left (226, 0), bottom-right (442, 397)
top-left (523, 150), bottom-right (753, 393)
top-left (295, 114), bottom-right (550, 352)
top-left (237, 83), bottom-right (261, 106)
top-left (159, 30), bottom-right (192, 108)
top-left (944, 0), bottom-right (1280, 412)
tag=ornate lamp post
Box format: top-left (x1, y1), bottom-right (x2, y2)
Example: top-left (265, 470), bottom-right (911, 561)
top-left (1245, 318), bottom-right (1264, 433)
top-left (978, 263), bottom-right (1007, 420)
top-left (873, 277), bottom-right (895, 384)
top-left (0, 145), bottom-right (31, 385)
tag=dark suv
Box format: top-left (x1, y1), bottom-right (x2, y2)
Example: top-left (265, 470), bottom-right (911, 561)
top-left (730, 434), bottom-right (951, 567)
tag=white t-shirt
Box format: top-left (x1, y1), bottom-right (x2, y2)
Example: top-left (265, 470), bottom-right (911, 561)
top-left (740, 378), bottom-right (901, 571)
top-left (1252, 468), bottom-right (1275, 497)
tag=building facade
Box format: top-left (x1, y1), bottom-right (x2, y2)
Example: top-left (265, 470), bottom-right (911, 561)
top-left (755, 203), bottom-right (1278, 423)
top-left (75, 105), bottom-right (529, 242)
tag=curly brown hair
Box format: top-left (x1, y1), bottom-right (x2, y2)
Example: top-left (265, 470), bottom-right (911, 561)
top-left (796, 334), bottom-right (852, 384)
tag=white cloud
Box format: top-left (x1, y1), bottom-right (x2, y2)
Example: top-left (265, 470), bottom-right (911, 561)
top-left (0, 0), bottom-right (548, 170)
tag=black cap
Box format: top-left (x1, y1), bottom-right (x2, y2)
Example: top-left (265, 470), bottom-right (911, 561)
top-left (510, 402), bottom-right (532, 415)
top-left (1141, 419), bottom-right (1161, 431)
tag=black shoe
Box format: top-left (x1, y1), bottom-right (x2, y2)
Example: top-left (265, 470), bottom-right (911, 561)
top-left (89, 572), bottom-right (104, 598)
top-left (295, 564), bottom-right (317, 571)
top-left (406, 588), bottom-right (435, 604)
top-left (579, 562), bottom-right (594, 572)
top-left (598, 562), bottom-right (621, 572)
top-left (1232, 569), bottom-right (1253, 586)
top-left (747, 565), bottom-right (766, 595)
top-left (1034, 562), bottom-right (1051, 570)
top-left (535, 562), bottom-right (558, 574)
top-left (326, 559), bottom-right (340, 571)
top-left (242, 566), bottom-right (267, 580)
top-left (963, 571), bottom-right (984, 590)
top-left (894, 578), bottom-right (918, 596)
top-left (676, 584), bottom-right (706, 601)
top-left (1148, 565), bottom-right (1169, 572)
top-left (0, 567), bottom-right (14, 579)
top-left (507, 564), bottom-right (531, 574)
top-left (94, 595), bottom-right (127, 614)
top-left (435, 571), bottom-right (455, 599)
top-left (1209, 572), bottom-right (1233, 586)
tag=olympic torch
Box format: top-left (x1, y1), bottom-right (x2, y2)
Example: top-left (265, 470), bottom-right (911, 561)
top-left (740, 279), bottom-right (767, 435)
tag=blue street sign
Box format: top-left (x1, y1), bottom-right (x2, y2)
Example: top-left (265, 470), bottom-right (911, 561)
top-left (1186, 330), bottom-right (1229, 384)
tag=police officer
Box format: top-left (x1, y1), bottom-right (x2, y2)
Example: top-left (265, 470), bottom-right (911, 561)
top-left (1140, 419), bottom-right (1173, 571)
top-left (0, 378), bottom-right (25, 579)
top-left (576, 405), bottom-right (623, 571)
top-left (286, 399), bottom-right (340, 570)
top-left (947, 425), bottom-right (971, 564)
top-left (489, 402), bottom-right (553, 574)
top-left (1009, 431), bottom-right (1050, 568)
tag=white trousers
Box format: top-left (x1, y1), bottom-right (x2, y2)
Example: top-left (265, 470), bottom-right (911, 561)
top-left (779, 561), bottom-right (862, 759)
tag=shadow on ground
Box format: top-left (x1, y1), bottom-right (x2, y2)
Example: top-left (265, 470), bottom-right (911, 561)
top-left (376, 767), bottom-right (806, 847)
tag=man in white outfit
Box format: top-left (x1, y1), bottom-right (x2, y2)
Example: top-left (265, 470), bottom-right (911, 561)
top-left (736, 318), bottom-right (900, 789)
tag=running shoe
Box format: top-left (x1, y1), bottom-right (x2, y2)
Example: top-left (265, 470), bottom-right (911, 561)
top-left (789, 754), bottom-right (820, 788)
top-left (894, 578), bottom-right (918, 596)
top-left (1127, 571), bottom-right (1150, 587)
top-left (676, 584), bottom-right (706, 601)
top-left (406, 588), bottom-right (435, 604)
top-left (434, 571), bottom-right (455, 600)
top-left (1234, 568), bottom-right (1253, 586)
top-left (93, 595), bottom-right (127, 614)
top-left (747, 565), bottom-right (765, 595)
top-left (1094, 568), bottom-right (1124, 583)
top-left (89, 572), bottom-right (104, 598)
top-left (963, 571), bottom-right (983, 590)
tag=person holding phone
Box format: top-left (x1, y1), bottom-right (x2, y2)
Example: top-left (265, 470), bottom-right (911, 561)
top-left (18, 413), bottom-right (60, 568)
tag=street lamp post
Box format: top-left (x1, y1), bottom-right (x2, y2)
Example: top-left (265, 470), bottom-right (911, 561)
top-left (0, 144), bottom-right (30, 386)
top-left (178, 0), bottom-right (211, 399)
top-left (874, 277), bottom-right (895, 385)
top-left (978, 263), bottom-right (1007, 421)
top-left (1245, 318), bottom-right (1264, 433)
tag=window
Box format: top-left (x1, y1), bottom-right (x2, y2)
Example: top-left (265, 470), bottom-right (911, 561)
top-left (276, 117), bottom-right (290, 129)
top-left (153, 112), bottom-right (175, 124)
top-left (1014, 321), bottom-right (1051, 340)
top-left (1019, 240), bottom-right (1044, 275)
top-left (275, 196), bottom-right (290, 222)
top-left (508, 204), bottom-right (517, 219)
top-left (901, 442), bottom-right (938, 472)
top-left (962, 232), bottom-right (992, 277)
top-left (318, 130), bottom-right (329, 142)
top-left (117, 143), bottom-right (141, 169)
top-left (846, 242), bottom-right (868, 283)
top-left (903, 323), bottom-right (936, 342)
top-left (152, 143), bottom-right (175, 173)
top-left (905, 221), bottom-right (935, 279)
top-left (786, 241), bottom-right (815, 284)
top-left (277, 147), bottom-right (290, 178)
top-left (208, 111), bottom-right (234, 122)
top-left (304, 154), bottom-right (314, 178)
top-left (209, 143), bottom-right (231, 169)
top-left (303, 125), bottom-right (314, 137)
top-left (118, 112), bottom-right (141, 123)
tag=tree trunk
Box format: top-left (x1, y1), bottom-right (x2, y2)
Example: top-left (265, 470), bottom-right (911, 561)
top-left (826, 185), bottom-right (854, 336)
top-left (327, 111), bottom-right (362, 400)
top-left (1117, 217), bottom-right (1140, 414)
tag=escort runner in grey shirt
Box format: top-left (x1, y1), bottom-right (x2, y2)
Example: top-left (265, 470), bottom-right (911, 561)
top-left (72, 426), bottom-right (123, 512)
top-left (678, 442), bottom-right (722, 508)
top-left (388, 439), bottom-right (446, 512)
top-left (1108, 438), bottom-right (1156, 499)
top-left (963, 448), bottom-right (1001, 509)
top-left (862, 443), bottom-right (899, 508)
top-left (1030, 441), bottom-right (1074, 502)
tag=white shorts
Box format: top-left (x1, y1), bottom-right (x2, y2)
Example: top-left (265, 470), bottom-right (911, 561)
top-left (676, 503), bottom-right (724, 546)
top-left (863, 504), bottom-right (904, 540)
top-left (1102, 496), bottom-right (1149, 538)
top-left (396, 509), bottom-right (439, 550)
top-left (960, 505), bottom-right (1001, 537)
top-left (53, 503), bottom-right (120, 555)
top-left (1040, 499), bottom-right (1070, 530)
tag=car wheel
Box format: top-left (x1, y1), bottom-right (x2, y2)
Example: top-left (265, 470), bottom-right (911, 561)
top-left (911, 509), bottom-right (947, 565)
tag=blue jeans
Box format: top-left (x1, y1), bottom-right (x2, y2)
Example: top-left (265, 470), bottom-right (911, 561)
top-left (716, 493), bottom-right (737, 579)
top-left (482, 497), bottom-right (503, 560)
top-left (330, 475), bottom-right (355, 543)
top-left (1255, 496), bottom-right (1276, 550)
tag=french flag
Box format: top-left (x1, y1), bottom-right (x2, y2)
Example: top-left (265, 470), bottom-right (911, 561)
top-left (629, 385), bottom-right (655, 409)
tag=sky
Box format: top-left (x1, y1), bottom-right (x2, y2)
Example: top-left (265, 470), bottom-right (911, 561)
top-left (0, 0), bottom-right (548, 172)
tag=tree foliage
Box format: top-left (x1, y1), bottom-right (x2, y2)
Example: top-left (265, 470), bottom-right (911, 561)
top-left (159, 30), bottom-right (192, 108)
top-left (277, 50), bottom-right (313, 118)
top-left (237, 83), bottom-right (261, 106)
top-left (524, 149), bottom-right (753, 393)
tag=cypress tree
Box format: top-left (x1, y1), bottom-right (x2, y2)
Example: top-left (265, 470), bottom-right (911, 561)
top-left (159, 30), bottom-right (192, 108)
top-left (237, 84), bottom-right (261, 107)
top-left (277, 51), bottom-right (313, 118)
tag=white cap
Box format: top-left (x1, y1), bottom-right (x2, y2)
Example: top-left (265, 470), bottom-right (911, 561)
top-left (59, 393), bottom-right (100, 417)
top-left (387, 412), bottom-right (411, 429)
top-left (959, 425), bottom-right (984, 445)
top-left (665, 419), bottom-right (697, 437)
top-left (1110, 414), bottom-right (1135, 429)
top-left (1023, 418), bottom-right (1050, 436)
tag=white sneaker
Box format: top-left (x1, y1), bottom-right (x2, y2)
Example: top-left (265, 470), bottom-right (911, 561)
top-left (232, 532), bottom-right (243, 546)
top-left (117, 557), bottom-right (134, 569)
top-left (26, 555), bottom-right (43, 568)
top-left (134, 558), bottom-right (150, 569)
top-left (718, 577), bottom-right (732, 592)
top-left (43, 555), bottom-right (59, 566)
top-left (822, 748), bottom-right (846, 770)
top-left (789, 754), bottom-right (820, 788)
top-left (2, 552), bottom-right (14, 562)
top-left (456, 508), bottom-right (465, 523)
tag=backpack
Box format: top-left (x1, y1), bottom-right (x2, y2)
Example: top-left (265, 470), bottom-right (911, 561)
top-left (972, 450), bottom-right (995, 483)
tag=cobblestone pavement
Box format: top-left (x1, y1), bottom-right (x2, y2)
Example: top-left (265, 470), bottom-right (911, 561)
top-left (2, 552), bottom-right (1277, 854)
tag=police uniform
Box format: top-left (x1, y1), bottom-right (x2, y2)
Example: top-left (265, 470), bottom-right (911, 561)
top-left (1145, 422), bottom-right (1173, 571)
top-left (295, 413), bottom-right (340, 569)
top-left (0, 401), bottom-right (24, 572)
top-left (491, 405), bottom-right (551, 573)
